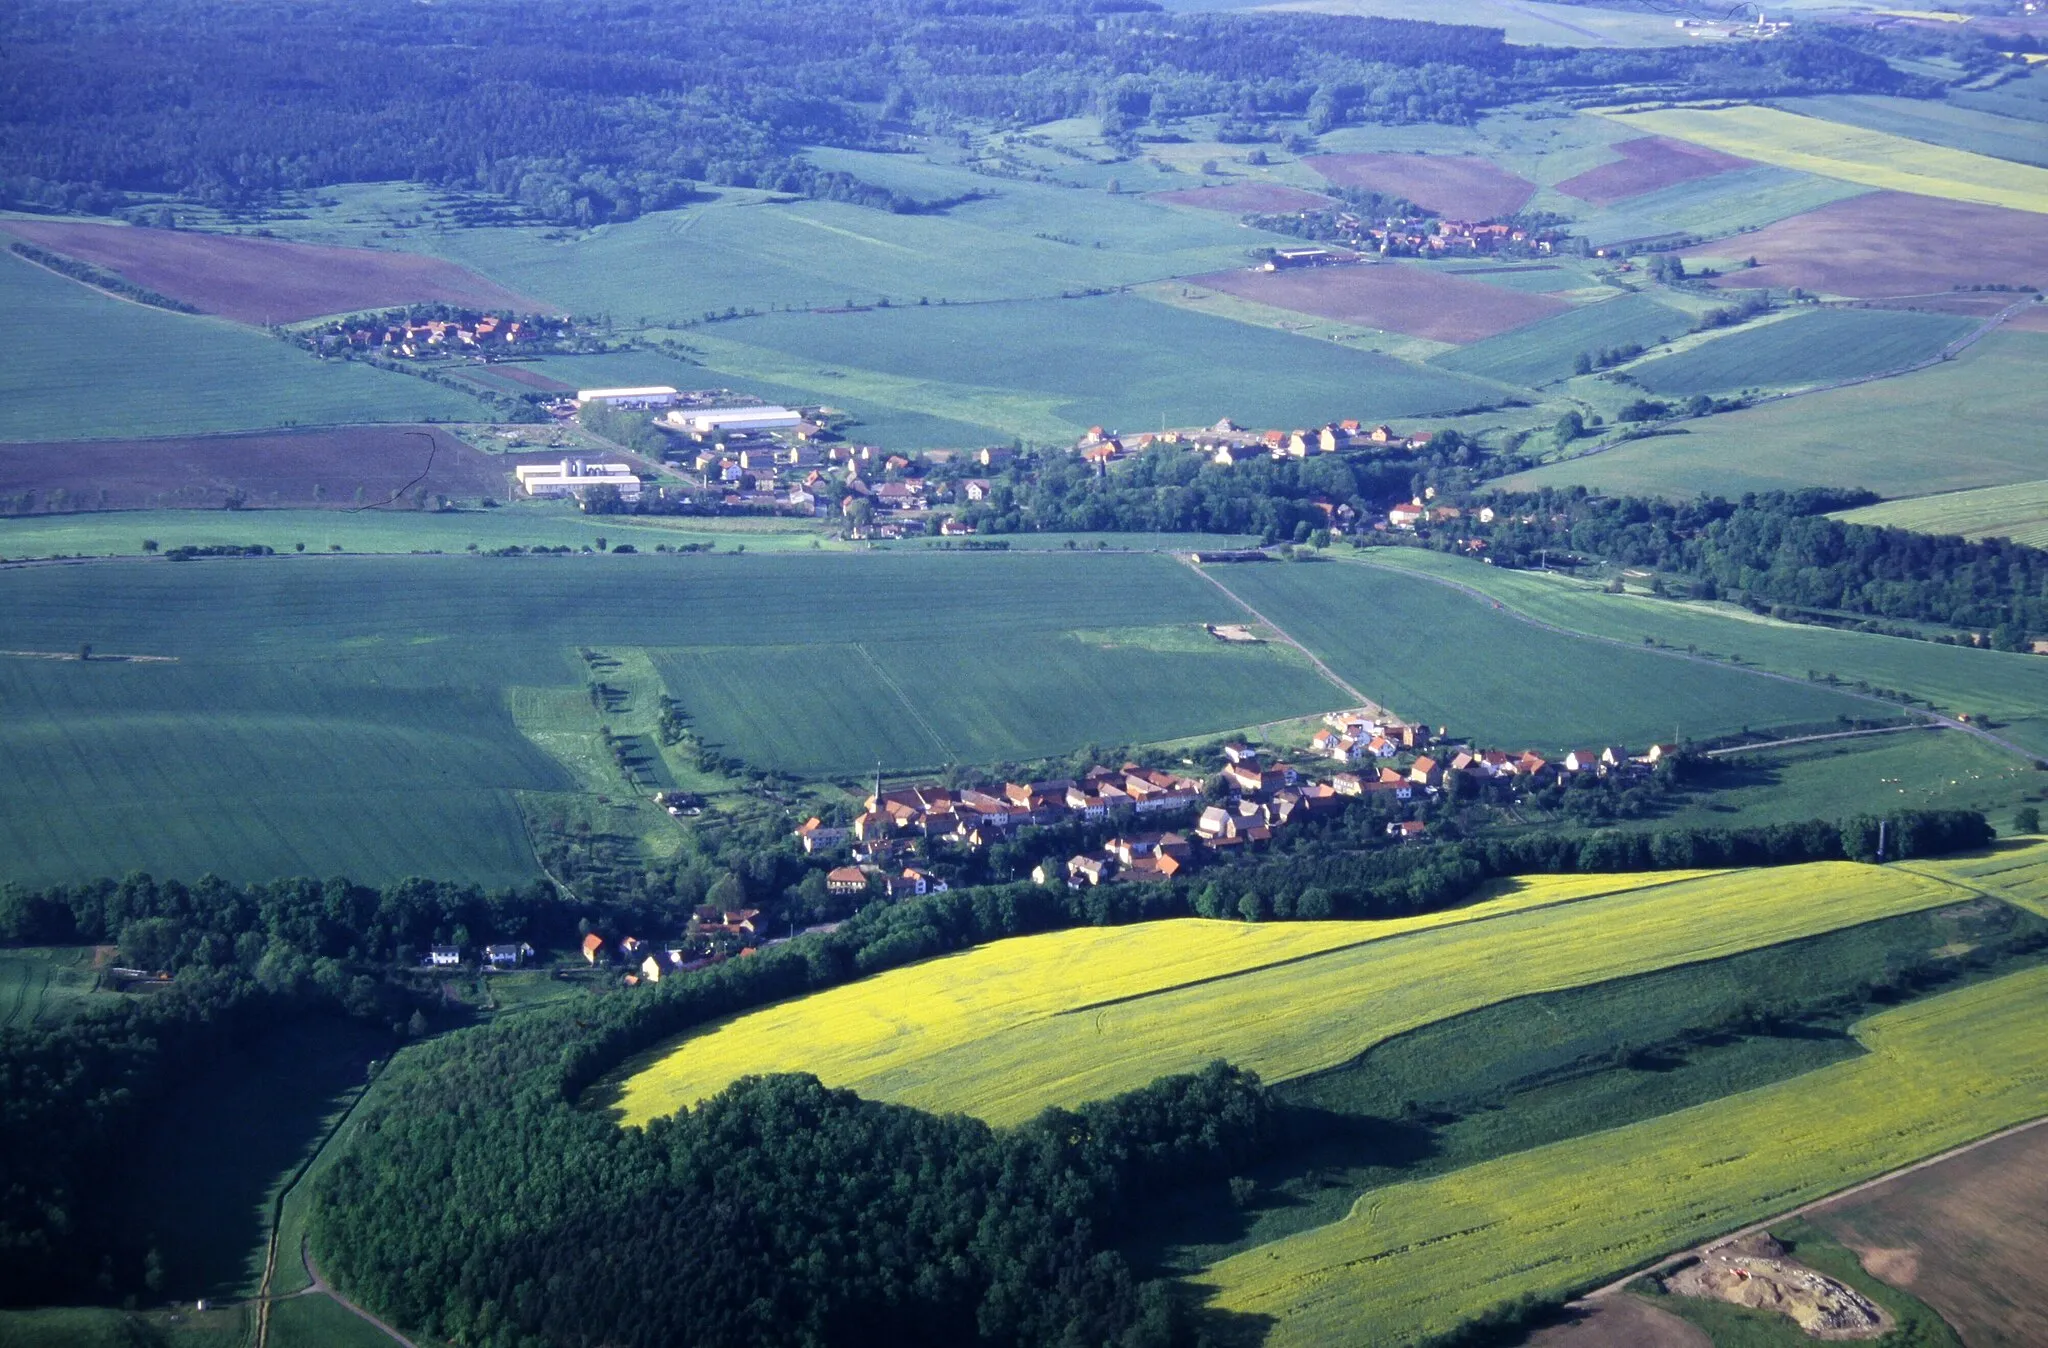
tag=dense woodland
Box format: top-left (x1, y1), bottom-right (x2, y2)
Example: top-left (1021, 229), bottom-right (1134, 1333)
top-left (1, 0), bottom-right (1917, 221)
top-left (1443, 487), bottom-right (2048, 649)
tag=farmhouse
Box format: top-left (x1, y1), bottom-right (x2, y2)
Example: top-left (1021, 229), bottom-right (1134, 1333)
top-left (485, 943), bottom-right (529, 969)
top-left (826, 866), bottom-right (870, 897)
top-left (577, 386), bottom-right (680, 408)
top-left (581, 933), bottom-right (605, 965)
top-left (426, 946), bottom-right (461, 967)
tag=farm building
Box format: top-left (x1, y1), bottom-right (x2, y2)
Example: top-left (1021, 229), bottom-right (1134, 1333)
top-left (426, 946), bottom-right (461, 967)
top-left (515, 459), bottom-right (642, 502)
top-left (576, 386), bottom-right (680, 408)
top-left (675, 405), bottom-right (802, 434)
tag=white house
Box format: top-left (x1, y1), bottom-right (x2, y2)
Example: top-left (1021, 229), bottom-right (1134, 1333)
top-left (426, 946), bottom-right (461, 967)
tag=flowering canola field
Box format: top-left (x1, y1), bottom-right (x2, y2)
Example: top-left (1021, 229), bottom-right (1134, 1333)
top-left (1605, 105), bottom-right (2048, 215)
top-left (609, 862), bottom-right (1964, 1127)
top-left (1200, 961), bottom-right (2048, 1347)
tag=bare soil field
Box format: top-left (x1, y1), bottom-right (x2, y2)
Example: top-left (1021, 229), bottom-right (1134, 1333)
top-left (490, 366), bottom-right (576, 392)
top-left (0, 426), bottom-right (522, 512)
top-left (0, 220), bottom-right (545, 324)
top-left (1556, 136), bottom-right (1753, 206)
top-left (1524, 1295), bottom-right (1711, 1348)
top-left (1680, 192), bottom-right (2048, 298)
top-left (1190, 262), bottom-right (1566, 342)
top-left (1809, 1120), bottom-right (2048, 1348)
top-left (1151, 183), bottom-right (1338, 213)
top-left (1303, 153), bottom-right (1536, 219)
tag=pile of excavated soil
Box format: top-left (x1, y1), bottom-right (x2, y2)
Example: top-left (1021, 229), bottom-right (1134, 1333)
top-left (1663, 1234), bottom-right (1891, 1340)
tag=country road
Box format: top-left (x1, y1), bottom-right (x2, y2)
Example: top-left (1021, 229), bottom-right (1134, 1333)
top-left (1182, 557), bottom-right (1382, 713)
top-left (1344, 555), bottom-right (2043, 765)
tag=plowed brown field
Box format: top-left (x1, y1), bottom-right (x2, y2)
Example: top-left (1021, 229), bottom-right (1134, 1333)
top-left (1304, 153), bottom-right (1536, 219)
top-left (1192, 262), bottom-right (1566, 343)
top-left (1, 220), bottom-right (546, 324)
top-left (1679, 192), bottom-right (2048, 298)
top-left (1556, 137), bottom-right (1751, 205)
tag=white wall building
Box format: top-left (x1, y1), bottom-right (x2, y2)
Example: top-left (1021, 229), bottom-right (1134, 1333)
top-left (516, 459), bottom-right (643, 502)
top-left (577, 386), bottom-right (680, 408)
top-left (671, 405), bottom-right (802, 434)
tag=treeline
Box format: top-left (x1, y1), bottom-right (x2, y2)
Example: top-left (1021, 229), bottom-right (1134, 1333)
top-left (1445, 486), bottom-right (2048, 647)
top-left (307, 806), bottom-right (1988, 1348)
top-left (8, 242), bottom-right (197, 311)
top-left (1, 0), bottom-right (1916, 223)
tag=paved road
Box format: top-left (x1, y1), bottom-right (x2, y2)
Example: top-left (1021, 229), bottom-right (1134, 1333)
top-left (1347, 555), bottom-right (2042, 765)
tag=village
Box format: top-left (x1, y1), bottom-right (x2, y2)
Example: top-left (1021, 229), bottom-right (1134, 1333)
top-left (791, 711), bottom-right (1681, 896)
top-left (543, 383), bottom-right (1457, 540)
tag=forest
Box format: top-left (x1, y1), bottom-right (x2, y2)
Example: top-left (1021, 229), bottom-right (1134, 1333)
top-left (0, 0), bottom-right (1919, 221)
top-left (1444, 487), bottom-right (2048, 648)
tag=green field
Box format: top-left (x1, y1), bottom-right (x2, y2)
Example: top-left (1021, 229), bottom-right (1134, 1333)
top-left (1835, 478), bottom-right (2048, 547)
top-left (1205, 558), bottom-right (1871, 748)
top-left (0, 947), bottom-right (101, 1027)
top-left (1430, 292), bottom-right (1690, 388)
top-left (0, 503), bottom-right (842, 559)
top-left (0, 551), bottom-right (1346, 883)
top-left (1360, 549), bottom-right (2048, 754)
top-left (1202, 960), bottom-right (2048, 1346)
top-left (0, 250), bottom-right (487, 442)
top-left (1503, 329), bottom-right (2048, 498)
top-left (1567, 165), bottom-right (1870, 249)
top-left (268, 1293), bottom-right (408, 1348)
top-left (1629, 308), bottom-right (1975, 395)
top-left (1772, 94), bottom-right (2048, 168)
top-left (676, 292), bottom-right (1508, 446)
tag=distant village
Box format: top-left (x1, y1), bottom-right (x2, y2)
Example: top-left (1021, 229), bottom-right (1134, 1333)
top-left (543, 384), bottom-right (1456, 539)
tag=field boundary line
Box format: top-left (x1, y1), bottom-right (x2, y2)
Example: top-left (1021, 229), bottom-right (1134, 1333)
top-left (1181, 558), bottom-right (1383, 714)
top-left (1580, 1108), bottom-right (2048, 1303)
top-left (1055, 870), bottom-right (1731, 1017)
top-left (253, 1061), bottom-right (383, 1348)
top-left (1704, 723), bottom-right (1945, 757)
top-left (1338, 554), bottom-right (2041, 764)
top-left (854, 641), bottom-right (958, 764)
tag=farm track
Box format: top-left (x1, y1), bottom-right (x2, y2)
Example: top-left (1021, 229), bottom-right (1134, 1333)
top-left (1545, 295), bottom-right (2039, 467)
top-left (253, 1064), bottom-right (386, 1348)
top-left (1342, 555), bottom-right (2042, 765)
top-left (1580, 1109), bottom-right (2048, 1303)
top-left (1182, 558), bottom-right (1383, 713)
top-left (1703, 723), bottom-right (1945, 757)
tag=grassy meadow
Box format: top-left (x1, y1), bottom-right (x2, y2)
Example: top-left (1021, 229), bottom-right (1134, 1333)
top-left (1200, 960), bottom-right (2048, 1346)
top-left (0, 947), bottom-right (101, 1027)
top-left (1605, 104), bottom-right (2048, 214)
top-left (605, 862), bottom-right (1957, 1126)
top-left (1504, 330), bottom-right (2048, 498)
top-left (0, 250), bottom-right (487, 443)
top-left (1206, 558), bottom-right (1872, 748)
top-left (1628, 308), bottom-right (1975, 395)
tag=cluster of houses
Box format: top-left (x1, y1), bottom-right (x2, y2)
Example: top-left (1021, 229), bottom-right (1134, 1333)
top-left (319, 311), bottom-right (570, 358)
top-left (579, 904), bottom-right (800, 985)
top-left (1259, 220), bottom-right (1562, 259)
top-left (1077, 418), bottom-right (1433, 471)
top-left (1306, 709), bottom-right (1679, 793)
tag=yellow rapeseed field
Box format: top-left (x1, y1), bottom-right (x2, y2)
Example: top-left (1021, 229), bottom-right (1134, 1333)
top-left (1200, 962), bottom-right (2048, 1347)
top-left (1601, 105), bottom-right (2048, 215)
top-left (608, 862), bottom-right (1964, 1127)
top-left (1895, 837), bottom-right (2048, 917)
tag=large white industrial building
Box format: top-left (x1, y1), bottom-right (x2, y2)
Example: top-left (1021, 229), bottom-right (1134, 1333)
top-left (576, 386), bottom-right (680, 408)
top-left (668, 405), bottom-right (802, 434)
top-left (516, 459), bottom-right (643, 502)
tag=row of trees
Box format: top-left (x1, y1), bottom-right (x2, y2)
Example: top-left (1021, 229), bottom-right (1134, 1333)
top-left (1, 0), bottom-right (1919, 222)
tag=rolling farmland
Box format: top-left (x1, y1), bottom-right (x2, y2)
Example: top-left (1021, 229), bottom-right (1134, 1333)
top-left (1205, 558), bottom-right (1872, 748)
top-left (0, 249), bottom-right (488, 442)
top-left (0, 948), bottom-right (98, 1028)
top-left (605, 862), bottom-right (1958, 1126)
top-left (1430, 292), bottom-right (1689, 387)
top-left (1187, 262), bottom-right (1569, 344)
top-left (1771, 93), bottom-right (2048, 169)
top-left (1626, 308), bottom-right (1975, 394)
top-left (1835, 477), bottom-right (2048, 546)
top-left (1503, 329), bottom-right (2048, 499)
top-left (1302, 153), bottom-right (1537, 218)
top-left (1201, 962), bottom-right (2048, 1347)
top-left (1554, 136), bottom-right (1751, 205)
top-left (1568, 164), bottom-right (1871, 251)
top-left (1607, 105), bottom-right (2048, 214)
top-left (0, 551), bottom-right (1342, 882)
